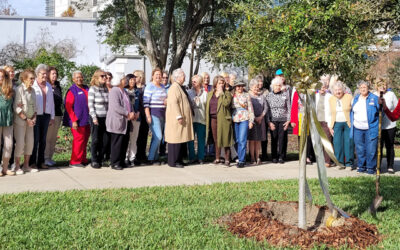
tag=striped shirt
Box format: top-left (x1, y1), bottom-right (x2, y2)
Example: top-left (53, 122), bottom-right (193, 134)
top-left (88, 85), bottom-right (109, 120)
top-left (143, 82), bottom-right (167, 118)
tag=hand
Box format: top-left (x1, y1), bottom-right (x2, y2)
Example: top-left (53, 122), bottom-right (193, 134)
top-left (20, 113), bottom-right (27, 120)
top-left (27, 119), bottom-right (35, 127)
top-left (93, 120), bottom-right (99, 125)
top-left (146, 116), bottom-right (152, 124)
top-left (291, 122), bottom-right (296, 127)
top-left (49, 119), bottom-right (54, 126)
top-left (255, 116), bottom-right (262, 124)
top-left (164, 98), bottom-right (168, 106)
top-left (17, 103), bottom-right (23, 108)
top-left (128, 112), bottom-right (135, 120)
top-left (249, 122), bottom-right (254, 129)
top-left (134, 112), bottom-right (140, 120)
top-left (72, 121), bottom-right (78, 130)
top-left (283, 121), bottom-right (290, 131)
top-left (269, 122), bottom-right (275, 131)
top-left (380, 98), bottom-right (387, 110)
top-left (178, 118), bottom-right (183, 125)
top-left (329, 128), bottom-right (334, 136)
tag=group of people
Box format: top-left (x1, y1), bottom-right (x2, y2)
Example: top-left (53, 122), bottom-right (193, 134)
top-left (0, 64), bottom-right (398, 175)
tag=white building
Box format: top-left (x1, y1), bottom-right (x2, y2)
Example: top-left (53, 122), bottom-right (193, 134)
top-left (45, 0), bottom-right (112, 18)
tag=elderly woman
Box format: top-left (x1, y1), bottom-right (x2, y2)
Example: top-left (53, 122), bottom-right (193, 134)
top-left (374, 79), bottom-right (397, 174)
top-left (351, 80), bottom-right (379, 174)
top-left (0, 69), bottom-right (14, 176)
top-left (106, 77), bottom-right (135, 170)
top-left (201, 72), bottom-right (212, 92)
top-left (329, 80), bottom-right (354, 169)
top-left (188, 74), bottom-right (207, 164)
top-left (206, 76), bottom-right (234, 166)
top-left (87, 69), bottom-right (109, 169)
top-left (143, 68), bottom-right (168, 165)
top-left (44, 66), bottom-right (63, 167)
top-left (232, 80), bottom-right (254, 168)
top-left (248, 79), bottom-right (268, 165)
top-left (63, 71), bottom-right (90, 168)
top-left (125, 74), bottom-right (140, 167)
top-left (266, 77), bottom-right (291, 164)
top-left (133, 70), bottom-right (149, 165)
top-left (255, 74), bottom-right (269, 161)
top-left (30, 64), bottom-right (55, 169)
top-left (13, 69), bottom-right (38, 175)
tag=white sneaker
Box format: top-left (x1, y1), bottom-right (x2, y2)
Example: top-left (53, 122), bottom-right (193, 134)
top-left (45, 159), bottom-right (55, 167)
top-left (15, 169), bottom-right (24, 175)
top-left (10, 163), bottom-right (16, 172)
top-left (22, 166), bottom-right (39, 173)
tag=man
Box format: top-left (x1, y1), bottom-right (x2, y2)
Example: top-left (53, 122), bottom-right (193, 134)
top-left (30, 64), bottom-right (55, 169)
top-left (63, 71), bottom-right (90, 167)
top-left (165, 68), bottom-right (194, 168)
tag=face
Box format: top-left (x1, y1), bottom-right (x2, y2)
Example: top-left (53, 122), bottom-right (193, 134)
top-left (99, 72), bottom-right (107, 84)
top-left (229, 76), bottom-right (236, 86)
top-left (217, 79), bottom-right (225, 89)
top-left (377, 83), bottom-right (387, 93)
top-left (5, 69), bottom-right (15, 79)
top-left (25, 73), bottom-right (35, 88)
top-left (257, 80), bottom-right (263, 90)
top-left (203, 74), bottom-right (210, 85)
top-left (37, 70), bottom-right (47, 84)
top-left (129, 77), bottom-right (136, 88)
top-left (162, 73), bottom-right (169, 85)
top-left (333, 86), bottom-right (344, 98)
top-left (120, 79), bottom-right (126, 88)
top-left (73, 73), bottom-right (84, 86)
top-left (359, 84), bottom-right (369, 96)
top-left (0, 72), bottom-right (4, 85)
top-left (49, 70), bottom-right (57, 83)
top-left (106, 74), bottom-right (112, 84)
top-left (319, 85), bottom-right (327, 95)
top-left (153, 71), bottom-right (162, 84)
top-left (251, 84), bottom-right (259, 93)
top-left (235, 85), bottom-right (244, 93)
top-left (192, 77), bottom-right (201, 88)
top-left (273, 83), bottom-right (282, 93)
top-left (224, 76), bottom-right (230, 85)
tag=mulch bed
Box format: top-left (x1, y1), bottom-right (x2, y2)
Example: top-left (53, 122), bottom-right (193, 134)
top-left (218, 201), bottom-right (381, 249)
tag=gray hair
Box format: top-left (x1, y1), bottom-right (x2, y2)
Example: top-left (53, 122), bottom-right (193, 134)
top-left (255, 74), bottom-right (264, 82)
top-left (249, 78), bottom-right (258, 89)
top-left (171, 68), bottom-right (185, 82)
top-left (229, 72), bottom-right (237, 79)
top-left (331, 80), bottom-right (345, 92)
top-left (356, 80), bottom-right (370, 89)
top-left (72, 70), bottom-right (83, 78)
top-left (271, 76), bottom-right (284, 88)
top-left (35, 64), bottom-right (48, 75)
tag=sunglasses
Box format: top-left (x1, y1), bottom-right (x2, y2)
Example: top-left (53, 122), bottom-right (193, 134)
top-left (100, 75), bottom-right (107, 78)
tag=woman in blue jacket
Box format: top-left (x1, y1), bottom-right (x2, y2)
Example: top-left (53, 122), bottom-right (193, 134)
top-left (350, 80), bottom-right (379, 174)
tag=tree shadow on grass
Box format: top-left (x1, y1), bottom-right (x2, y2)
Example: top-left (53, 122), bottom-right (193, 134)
top-left (328, 176), bottom-right (400, 216)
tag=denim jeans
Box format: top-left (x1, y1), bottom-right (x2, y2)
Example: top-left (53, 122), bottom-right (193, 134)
top-left (188, 122), bottom-right (206, 161)
top-left (148, 115), bottom-right (164, 161)
top-left (333, 122), bottom-right (354, 167)
top-left (353, 127), bottom-right (377, 174)
top-left (234, 120), bottom-right (249, 163)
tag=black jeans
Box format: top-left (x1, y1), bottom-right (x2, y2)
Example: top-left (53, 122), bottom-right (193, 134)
top-left (90, 117), bottom-right (109, 164)
top-left (110, 123), bottom-right (131, 167)
top-left (30, 114), bottom-right (51, 167)
top-left (261, 118), bottom-right (269, 160)
top-left (136, 117), bottom-right (149, 161)
top-left (381, 127), bottom-right (396, 168)
top-left (167, 143), bottom-right (185, 167)
top-left (270, 121), bottom-right (288, 160)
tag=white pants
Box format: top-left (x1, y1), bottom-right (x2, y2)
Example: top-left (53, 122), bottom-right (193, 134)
top-left (0, 126), bottom-right (13, 159)
top-left (45, 116), bottom-right (62, 161)
top-left (126, 120), bottom-right (140, 161)
top-left (14, 122), bottom-right (34, 157)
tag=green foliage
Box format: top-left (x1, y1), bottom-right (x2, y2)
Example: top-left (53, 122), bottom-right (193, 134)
top-left (13, 48), bottom-right (76, 80)
top-left (0, 178), bottom-right (399, 248)
top-left (388, 57), bottom-right (400, 89)
top-left (211, 0), bottom-right (400, 86)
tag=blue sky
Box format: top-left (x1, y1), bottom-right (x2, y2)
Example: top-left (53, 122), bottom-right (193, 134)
top-left (10, 0), bottom-right (45, 16)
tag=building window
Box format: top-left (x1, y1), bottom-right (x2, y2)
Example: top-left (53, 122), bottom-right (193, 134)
top-left (93, 0), bottom-right (97, 6)
top-left (93, 12), bottom-right (98, 18)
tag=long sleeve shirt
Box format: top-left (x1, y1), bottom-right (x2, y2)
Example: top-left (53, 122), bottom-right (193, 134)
top-left (232, 92), bottom-right (254, 123)
top-left (88, 85), bottom-right (109, 121)
top-left (267, 91), bottom-right (291, 122)
top-left (143, 82), bottom-right (167, 118)
top-left (32, 80), bottom-right (55, 119)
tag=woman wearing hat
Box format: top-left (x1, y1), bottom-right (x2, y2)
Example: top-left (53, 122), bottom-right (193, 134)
top-left (231, 80), bottom-right (254, 168)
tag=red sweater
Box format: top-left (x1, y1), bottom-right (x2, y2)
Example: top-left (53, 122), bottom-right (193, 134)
top-left (384, 99), bottom-right (400, 121)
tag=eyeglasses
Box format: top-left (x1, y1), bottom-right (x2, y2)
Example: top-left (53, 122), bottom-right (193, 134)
top-left (100, 75), bottom-right (107, 78)
top-left (29, 77), bottom-right (35, 80)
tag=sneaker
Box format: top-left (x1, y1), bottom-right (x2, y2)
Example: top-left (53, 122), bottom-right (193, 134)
top-left (278, 158), bottom-right (284, 164)
top-left (10, 163), bottom-right (16, 172)
top-left (45, 159), bottom-right (55, 167)
top-left (15, 169), bottom-right (24, 175)
top-left (69, 164), bottom-right (84, 168)
top-left (22, 166), bottom-right (39, 173)
top-left (388, 168), bottom-right (395, 174)
top-left (4, 170), bottom-right (15, 176)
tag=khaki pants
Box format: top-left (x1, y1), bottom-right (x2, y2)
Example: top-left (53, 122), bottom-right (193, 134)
top-left (14, 122), bottom-right (34, 157)
top-left (44, 116), bottom-right (62, 161)
top-left (0, 126), bottom-right (13, 159)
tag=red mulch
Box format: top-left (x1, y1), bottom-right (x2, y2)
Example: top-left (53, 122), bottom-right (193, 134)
top-left (219, 201), bottom-right (381, 249)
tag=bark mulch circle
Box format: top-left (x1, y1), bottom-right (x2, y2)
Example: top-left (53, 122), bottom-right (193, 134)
top-left (217, 201), bottom-right (381, 249)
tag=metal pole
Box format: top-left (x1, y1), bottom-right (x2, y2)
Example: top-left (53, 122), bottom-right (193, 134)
top-left (298, 96), bottom-right (307, 229)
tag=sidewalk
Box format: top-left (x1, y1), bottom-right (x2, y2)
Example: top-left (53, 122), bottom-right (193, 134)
top-left (1, 160), bottom-right (399, 194)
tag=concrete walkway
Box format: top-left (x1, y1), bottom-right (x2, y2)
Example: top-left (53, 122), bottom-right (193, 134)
top-left (1, 160), bottom-right (399, 194)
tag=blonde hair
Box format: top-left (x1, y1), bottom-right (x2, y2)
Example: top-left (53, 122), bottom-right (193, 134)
top-left (19, 69), bottom-right (35, 84)
top-left (201, 72), bottom-right (209, 78)
top-left (0, 69), bottom-right (13, 99)
top-left (212, 75), bottom-right (226, 89)
top-left (3, 65), bottom-right (14, 72)
top-left (191, 74), bottom-right (203, 86)
top-left (133, 70), bottom-right (145, 84)
top-left (90, 69), bottom-right (106, 86)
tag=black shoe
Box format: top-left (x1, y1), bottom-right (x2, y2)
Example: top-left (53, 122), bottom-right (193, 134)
top-left (272, 159), bottom-right (278, 163)
top-left (133, 160), bottom-right (141, 166)
top-left (170, 163), bottom-right (184, 168)
top-left (129, 161), bottom-right (136, 167)
top-left (111, 165), bottom-right (123, 170)
top-left (278, 158), bottom-right (284, 164)
top-left (237, 162), bottom-right (245, 168)
top-left (91, 162), bottom-right (101, 169)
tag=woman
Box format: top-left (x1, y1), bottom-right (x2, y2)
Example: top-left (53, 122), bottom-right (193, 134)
top-left (188, 74), bottom-right (207, 164)
top-left (103, 71), bottom-right (113, 161)
top-left (13, 69), bottom-right (38, 175)
top-left (329, 80), bottom-right (354, 169)
top-left (0, 69), bottom-right (14, 176)
top-left (88, 69), bottom-right (109, 168)
top-left (133, 70), bottom-right (149, 165)
top-left (44, 66), bottom-right (63, 167)
top-left (232, 80), bottom-right (254, 168)
top-left (4, 65), bottom-right (17, 89)
top-left (266, 77), bottom-right (291, 164)
top-left (143, 68), bottom-right (168, 165)
top-left (351, 80), bottom-right (379, 174)
top-left (375, 79), bottom-right (397, 174)
top-left (106, 77), bottom-right (135, 170)
top-left (248, 79), bottom-right (268, 165)
top-left (205, 76), bottom-right (234, 166)
top-left (201, 72), bottom-right (212, 92)
top-left (125, 74), bottom-right (140, 167)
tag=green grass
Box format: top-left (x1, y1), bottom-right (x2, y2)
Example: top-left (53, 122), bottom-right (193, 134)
top-left (1, 177), bottom-right (400, 249)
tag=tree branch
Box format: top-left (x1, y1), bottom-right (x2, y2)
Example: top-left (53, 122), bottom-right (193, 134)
top-left (159, 0), bottom-right (175, 70)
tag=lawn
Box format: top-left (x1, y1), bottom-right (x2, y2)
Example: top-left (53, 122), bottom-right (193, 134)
top-left (1, 177), bottom-right (400, 249)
